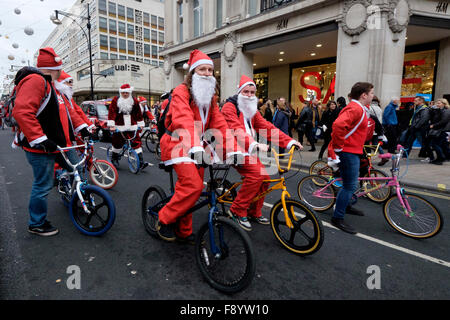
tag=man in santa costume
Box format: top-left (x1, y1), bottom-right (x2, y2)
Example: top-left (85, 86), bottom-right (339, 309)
top-left (137, 96), bottom-right (156, 125)
top-left (107, 84), bottom-right (149, 170)
top-left (12, 47), bottom-right (91, 236)
top-left (156, 49), bottom-right (243, 243)
top-left (221, 75), bottom-right (302, 231)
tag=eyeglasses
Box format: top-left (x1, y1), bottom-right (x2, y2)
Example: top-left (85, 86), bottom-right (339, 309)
top-left (67, 80), bottom-right (73, 84)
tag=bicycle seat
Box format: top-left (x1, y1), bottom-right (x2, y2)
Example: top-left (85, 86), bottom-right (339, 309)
top-left (211, 163), bottom-right (231, 171)
top-left (158, 162), bottom-right (173, 172)
top-left (378, 153), bottom-right (392, 159)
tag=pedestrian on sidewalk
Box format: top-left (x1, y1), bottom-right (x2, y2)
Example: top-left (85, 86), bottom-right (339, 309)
top-left (429, 98), bottom-right (450, 165)
top-left (272, 97), bottom-right (291, 153)
top-left (336, 96), bottom-right (347, 112)
top-left (318, 100), bottom-right (339, 159)
top-left (296, 101), bottom-right (316, 151)
top-left (327, 82), bottom-right (374, 234)
top-left (382, 97), bottom-right (400, 153)
top-left (404, 96), bottom-right (431, 157)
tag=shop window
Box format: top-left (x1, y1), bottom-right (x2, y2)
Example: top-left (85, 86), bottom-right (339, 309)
top-left (254, 71), bottom-right (268, 102)
top-left (401, 50), bottom-right (436, 103)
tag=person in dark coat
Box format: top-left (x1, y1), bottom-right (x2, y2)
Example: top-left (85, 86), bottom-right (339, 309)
top-left (272, 98), bottom-right (291, 153)
top-left (318, 100), bottom-right (340, 159)
top-left (296, 102), bottom-right (316, 151)
top-left (429, 99), bottom-right (450, 164)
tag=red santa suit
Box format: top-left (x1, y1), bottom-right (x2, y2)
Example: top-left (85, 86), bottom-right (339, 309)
top-left (221, 75), bottom-right (297, 218)
top-left (138, 96), bottom-right (155, 123)
top-left (108, 84), bottom-right (145, 154)
top-left (158, 50), bottom-right (242, 238)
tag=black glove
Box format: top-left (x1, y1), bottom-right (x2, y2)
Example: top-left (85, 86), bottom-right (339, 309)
top-left (80, 127), bottom-right (92, 140)
top-left (190, 151), bottom-right (207, 167)
top-left (230, 153), bottom-right (245, 166)
top-left (40, 139), bottom-right (58, 153)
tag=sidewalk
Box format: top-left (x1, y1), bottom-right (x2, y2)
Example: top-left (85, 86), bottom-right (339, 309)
top-left (262, 139), bottom-right (450, 194)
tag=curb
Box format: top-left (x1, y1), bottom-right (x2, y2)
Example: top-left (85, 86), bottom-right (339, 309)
top-left (262, 157), bottom-right (450, 196)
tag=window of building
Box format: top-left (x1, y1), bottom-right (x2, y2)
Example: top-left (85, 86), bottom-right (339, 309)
top-left (144, 59), bottom-right (151, 64)
top-left (144, 44), bottom-right (151, 57)
top-left (193, 0), bottom-right (203, 38)
top-left (128, 40), bottom-right (135, 54)
top-left (108, 1), bottom-right (116, 16)
top-left (119, 38), bottom-right (126, 53)
top-left (119, 55), bottom-right (126, 60)
top-left (158, 17), bottom-right (164, 30)
top-left (99, 0), bottom-right (107, 15)
top-left (110, 53), bottom-right (118, 59)
top-left (178, 2), bottom-right (183, 42)
top-left (118, 21), bottom-right (126, 36)
top-left (127, 23), bottom-right (134, 38)
top-left (143, 12), bottom-right (150, 26)
top-left (127, 7), bottom-right (134, 22)
top-left (99, 17), bottom-right (108, 32)
top-left (216, 0), bottom-right (223, 29)
top-left (100, 52), bottom-right (108, 59)
top-left (128, 56), bottom-right (135, 61)
top-left (144, 28), bottom-right (150, 42)
top-left (151, 15), bottom-right (157, 27)
top-left (100, 34), bottom-right (108, 50)
top-left (158, 32), bottom-right (164, 44)
top-left (151, 30), bottom-right (157, 43)
top-left (248, 0), bottom-right (258, 17)
top-left (151, 45), bottom-right (157, 58)
top-left (118, 4), bottom-right (125, 19)
top-left (110, 36), bottom-right (117, 51)
top-left (109, 19), bottom-right (117, 33)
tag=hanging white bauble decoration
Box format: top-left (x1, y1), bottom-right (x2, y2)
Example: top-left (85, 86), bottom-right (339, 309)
top-left (8, 54), bottom-right (15, 60)
top-left (14, 8), bottom-right (21, 15)
top-left (24, 27), bottom-right (34, 36)
top-left (12, 43), bottom-right (19, 49)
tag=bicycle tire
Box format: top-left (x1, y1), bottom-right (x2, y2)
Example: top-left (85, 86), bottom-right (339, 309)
top-left (141, 185), bottom-right (168, 238)
top-left (69, 185), bottom-right (116, 236)
top-left (363, 169), bottom-right (391, 203)
top-left (310, 160), bottom-right (333, 185)
top-left (195, 216), bottom-right (255, 294)
top-left (127, 148), bottom-right (140, 174)
top-left (270, 199), bottom-right (324, 255)
top-left (297, 175), bottom-right (336, 212)
top-left (145, 132), bottom-right (157, 153)
top-left (106, 146), bottom-right (113, 163)
top-left (89, 159), bottom-right (118, 190)
top-left (383, 193), bottom-right (443, 239)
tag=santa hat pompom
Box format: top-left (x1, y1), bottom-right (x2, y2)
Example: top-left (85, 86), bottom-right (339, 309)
top-left (55, 57), bottom-right (62, 63)
top-left (183, 63), bottom-right (189, 70)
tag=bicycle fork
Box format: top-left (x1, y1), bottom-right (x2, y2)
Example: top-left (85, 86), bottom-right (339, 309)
top-left (74, 172), bottom-right (91, 215)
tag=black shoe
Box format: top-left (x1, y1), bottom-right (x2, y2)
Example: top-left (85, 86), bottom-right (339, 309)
top-left (156, 220), bottom-right (176, 242)
top-left (309, 148), bottom-right (316, 152)
top-left (249, 215), bottom-right (270, 225)
top-left (431, 159), bottom-right (443, 165)
top-left (176, 233), bottom-right (196, 245)
top-left (111, 158), bottom-right (120, 169)
top-left (346, 206), bottom-right (364, 216)
top-left (140, 162), bottom-right (149, 170)
top-left (331, 217), bottom-right (357, 234)
top-left (378, 158), bottom-right (389, 166)
top-left (28, 221), bottom-right (59, 236)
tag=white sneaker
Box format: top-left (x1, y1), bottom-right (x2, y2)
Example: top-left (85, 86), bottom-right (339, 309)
top-left (420, 157), bottom-right (431, 163)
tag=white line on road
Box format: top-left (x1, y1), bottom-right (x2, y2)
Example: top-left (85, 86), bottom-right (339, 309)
top-left (261, 202), bottom-right (450, 268)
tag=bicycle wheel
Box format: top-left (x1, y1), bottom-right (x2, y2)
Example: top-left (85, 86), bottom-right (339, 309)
top-left (145, 132), bottom-right (157, 153)
top-left (383, 193), bottom-right (443, 239)
top-left (195, 216), bottom-right (255, 294)
top-left (155, 142), bottom-right (161, 159)
top-left (297, 175), bottom-right (336, 212)
top-left (309, 160), bottom-right (333, 185)
top-left (89, 160), bottom-right (118, 190)
top-left (270, 199), bottom-right (324, 255)
top-left (363, 169), bottom-right (391, 203)
top-left (212, 179), bottom-right (237, 215)
top-left (141, 185), bottom-right (168, 238)
top-left (127, 148), bottom-right (140, 174)
top-left (69, 185), bottom-right (116, 236)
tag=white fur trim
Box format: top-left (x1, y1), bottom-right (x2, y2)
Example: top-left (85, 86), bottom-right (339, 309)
top-left (112, 147), bottom-right (122, 153)
top-left (107, 120), bottom-right (115, 127)
top-left (137, 121), bottom-right (145, 128)
top-left (74, 123), bottom-right (88, 133)
top-left (37, 65), bottom-right (62, 70)
top-left (188, 146), bottom-right (204, 155)
top-left (29, 135), bottom-right (48, 147)
top-left (134, 147), bottom-right (143, 154)
top-left (119, 87), bottom-right (134, 93)
top-left (189, 59), bottom-right (213, 73)
top-left (286, 140), bottom-right (296, 151)
top-left (116, 124), bottom-right (138, 131)
top-left (248, 141), bottom-right (259, 155)
top-left (237, 81), bottom-right (256, 93)
top-left (164, 157), bottom-right (196, 166)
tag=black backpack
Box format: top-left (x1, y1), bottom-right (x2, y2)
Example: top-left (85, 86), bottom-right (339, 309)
top-left (156, 95), bottom-right (172, 141)
top-left (4, 67), bottom-right (49, 128)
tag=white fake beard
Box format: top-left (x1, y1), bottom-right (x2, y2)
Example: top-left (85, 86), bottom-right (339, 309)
top-left (237, 94), bottom-right (258, 120)
top-left (54, 81), bottom-right (73, 101)
top-left (191, 73), bottom-right (216, 110)
top-left (117, 96), bottom-right (134, 114)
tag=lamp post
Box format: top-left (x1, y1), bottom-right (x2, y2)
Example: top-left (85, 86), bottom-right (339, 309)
top-left (148, 66), bottom-right (159, 106)
top-left (51, 2), bottom-right (94, 100)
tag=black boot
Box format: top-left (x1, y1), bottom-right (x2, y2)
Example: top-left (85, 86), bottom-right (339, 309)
top-left (111, 152), bottom-right (120, 169)
top-left (138, 153), bottom-right (149, 170)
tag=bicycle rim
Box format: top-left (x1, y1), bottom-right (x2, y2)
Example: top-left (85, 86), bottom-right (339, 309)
top-left (270, 200), bottom-right (324, 255)
top-left (145, 133), bottom-right (157, 153)
top-left (195, 217), bottom-right (255, 294)
top-left (297, 175), bottom-right (335, 212)
top-left (310, 160), bottom-right (333, 184)
top-left (383, 194), bottom-right (443, 239)
top-left (141, 186), bottom-right (167, 238)
top-left (127, 149), bottom-right (140, 173)
top-left (89, 160), bottom-right (118, 189)
top-left (363, 169), bottom-right (391, 203)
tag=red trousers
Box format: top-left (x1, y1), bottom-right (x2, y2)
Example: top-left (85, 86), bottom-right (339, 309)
top-left (231, 157), bottom-right (270, 218)
top-left (158, 163), bottom-right (205, 238)
top-left (111, 131), bottom-right (142, 152)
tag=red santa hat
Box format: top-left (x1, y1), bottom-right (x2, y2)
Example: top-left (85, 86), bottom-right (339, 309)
top-left (37, 47), bottom-right (63, 70)
top-left (183, 49), bottom-right (214, 73)
top-left (237, 75), bottom-right (256, 94)
top-left (56, 71), bottom-right (73, 84)
top-left (119, 83), bottom-right (133, 93)
top-left (138, 96), bottom-right (147, 103)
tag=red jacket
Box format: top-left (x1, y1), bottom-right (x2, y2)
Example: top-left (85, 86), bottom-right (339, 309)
top-left (221, 100), bottom-right (295, 155)
top-left (107, 96), bottom-right (145, 131)
top-left (160, 83), bottom-right (238, 165)
top-left (329, 100), bottom-right (369, 157)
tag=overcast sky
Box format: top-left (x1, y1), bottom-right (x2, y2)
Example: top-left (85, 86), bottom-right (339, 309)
top-left (0, 0), bottom-right (77, 89)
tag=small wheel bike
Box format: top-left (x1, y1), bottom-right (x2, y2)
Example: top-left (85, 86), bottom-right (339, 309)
top-left (216, 146), bottom-right (324, 256)
top-left (141, 162), bottom-right (255, 294)
top-left (106, 129), bottom-right (142, 174)
top-left (298, 145), bottom-right (443, 239)
top-left (309, 142), bottom-right (391, 203)
top-left (56, 140), bottom-right (116, 236)
top-left (141, 124), bottom-right (161, 158)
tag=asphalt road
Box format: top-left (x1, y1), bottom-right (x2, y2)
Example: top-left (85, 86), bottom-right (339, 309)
top-left (0, 129), bottom-right (449, 302)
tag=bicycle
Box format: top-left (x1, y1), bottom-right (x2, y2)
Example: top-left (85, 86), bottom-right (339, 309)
top-left (215, 146), bottom-right (324, 256)
top-left (141, 124), bottom-right (161, 158)
top-left (297, 145), bottom-right (443, 239)
top-left (141, 161), bottom-right (255, 294)
top-left (76, 138), bottom-right (118, 190)
top-left (106, 129), bottom-right (142, 174)
top-left (55, 140), bottom-right (116, 236)
top-left (309, 142), bottom-right (390, 203)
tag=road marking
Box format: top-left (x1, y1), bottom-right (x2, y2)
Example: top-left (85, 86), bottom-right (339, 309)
top-left (262, 202), bottom-right (450, 268)
top-left (98, 147), bottom-right (154, 166)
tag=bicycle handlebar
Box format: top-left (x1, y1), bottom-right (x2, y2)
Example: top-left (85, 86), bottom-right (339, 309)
top-left (56, 140), bottom-right (94, 170)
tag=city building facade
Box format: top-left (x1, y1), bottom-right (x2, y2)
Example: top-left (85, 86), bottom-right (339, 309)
top-left (39, 0), bottom-right (166, 104)
top-left (161, 0), bottom-right (450, 113)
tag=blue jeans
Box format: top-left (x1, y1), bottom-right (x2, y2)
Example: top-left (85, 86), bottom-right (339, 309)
top-left (25, 150), bottom-right (81, 227)
top-left (333, 152), bottom-right (360, 219)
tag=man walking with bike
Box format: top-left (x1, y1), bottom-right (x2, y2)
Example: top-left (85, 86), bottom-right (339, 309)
top-left (107, 84), bottom-right (149, 170)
